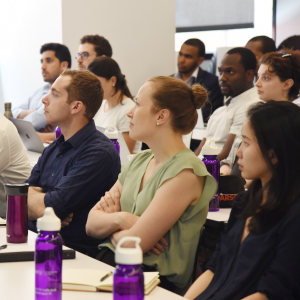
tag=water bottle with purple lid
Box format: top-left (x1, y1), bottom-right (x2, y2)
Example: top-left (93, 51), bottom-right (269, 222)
top-left (4, 183), bottom-right (29, 243)
top-left (55, 126), bottom-right (62, 139)
top-left (105, 125), bottom-right (120, 154)
top-left (202, 140), bottom-right (220, 211)
top-left (113, 237), bottom-right (144, 300)
top-left (35, 207), bottom-right (62, 300)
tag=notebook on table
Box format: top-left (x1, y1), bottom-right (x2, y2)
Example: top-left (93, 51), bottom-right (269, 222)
top-left (62, 269), bottom-right (160, 295)
top-left (0, 229), bottom-right (75, 262)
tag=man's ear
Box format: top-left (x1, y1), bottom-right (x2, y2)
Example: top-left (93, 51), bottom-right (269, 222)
top-left (197, 56), bottom-right (205, 66)
top-left (70, 101), bottom-right (84, 115)
top-left (61, 61), bottom-right (69, 70)
top-left (269, 149), bottom-right (278, 165)
top-left (246, 69), bottom-right (255, 82)
top-left (156, 108), bottom-right (170, 125)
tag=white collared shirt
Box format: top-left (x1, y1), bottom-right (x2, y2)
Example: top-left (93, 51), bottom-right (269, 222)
top-left (204, 87), bottom-right (261, 153)
top-left (174, 67), bottom-right (199, 87)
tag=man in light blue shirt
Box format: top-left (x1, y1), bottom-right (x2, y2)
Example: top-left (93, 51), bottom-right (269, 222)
top-left (12, 43), bottom-right (71, 131)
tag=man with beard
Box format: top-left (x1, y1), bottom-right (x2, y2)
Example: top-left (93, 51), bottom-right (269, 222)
top-left (12, 43), bottom-right (71, 131)
top-left (173, 38), bottom-right (223, 123)
top-left (195, 48), bottom-right (260, 160)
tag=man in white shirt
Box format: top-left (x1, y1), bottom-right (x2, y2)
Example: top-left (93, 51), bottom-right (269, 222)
top-left (12, 43), bottom-right (71, 131)
top-left (0, 113), bottom-right (31, 218)
top-left (195, 48), bottom-right (260, 160)
top-left (76, 35), bottom-right (112, 70)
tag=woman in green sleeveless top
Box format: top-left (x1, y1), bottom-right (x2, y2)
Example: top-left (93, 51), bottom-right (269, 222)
top-left (86, 76), bottom-right (217, 292)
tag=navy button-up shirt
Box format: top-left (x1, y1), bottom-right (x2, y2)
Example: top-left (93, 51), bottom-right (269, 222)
top-left (28, 120), bottom-right (121, 255)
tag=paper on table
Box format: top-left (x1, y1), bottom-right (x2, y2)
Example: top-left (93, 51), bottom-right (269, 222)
top-left (0, 217), bottom-right (6, 226)
top-left (62, 269), bottom-right (160, 295)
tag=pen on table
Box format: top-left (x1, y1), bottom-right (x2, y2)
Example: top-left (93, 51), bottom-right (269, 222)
top-left (0, 244), bottom-right (7, 250)
top-left (100, 271), bottom-right (113, 282)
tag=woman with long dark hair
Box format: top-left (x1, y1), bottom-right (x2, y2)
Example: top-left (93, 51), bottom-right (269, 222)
top-left (88, 57), bottom-right (140, 153)
top-left (186, 101), bottom-right (300, 300)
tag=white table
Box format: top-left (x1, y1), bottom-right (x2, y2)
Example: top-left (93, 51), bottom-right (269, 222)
top-left (0, 229), bottom-right (185, 299)
top-left (207, 208), bottom-right (231, 222)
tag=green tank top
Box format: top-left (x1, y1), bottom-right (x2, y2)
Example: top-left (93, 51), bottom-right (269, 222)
top-left (99, 148), bottom-right (217, 289)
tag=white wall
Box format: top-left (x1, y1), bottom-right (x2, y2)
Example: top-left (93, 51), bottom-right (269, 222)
top-left (276, 0), bottom-right (300, 46)
top-left (61, 0), bottom-right (175, 97)
top-left (0, 0), bottom-right (62, 114)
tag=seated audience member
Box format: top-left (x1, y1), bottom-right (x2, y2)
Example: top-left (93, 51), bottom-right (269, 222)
top-left (195, 48), bottom-right (261, 160)
top-left (277, 35), bottom-right (300, 52)
top-left (278, 37), bottom-right (300, 105)
top-left (185, 101), bottom-right (300, 300)
top-left (12, 43), bottom-right (71, 131)
top-left (27, 70), bottom-right (121, 256)
top-left (245, 36), bottom-right (276, 70)
top-left (0, 113), bottom-right (31, 218)
top-left (88, 57), bottom-right (140, 153)
top-left (220, 50), bottom-right (300, 176)
top-left (86, 77), bottom-right (218, 292)
top-left (256, 50), bottom-right (300, 102)
top-left (173, 38), bottom-right (223, 123)
top-left (76, 34), bottom-right (112, 70)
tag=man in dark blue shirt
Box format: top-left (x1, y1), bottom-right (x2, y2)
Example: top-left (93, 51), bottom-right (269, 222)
top-left (27, 69), bottom-right (121, 256)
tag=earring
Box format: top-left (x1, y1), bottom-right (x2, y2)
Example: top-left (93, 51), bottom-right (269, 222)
top-left (157, 122), bottom-right (159, 125)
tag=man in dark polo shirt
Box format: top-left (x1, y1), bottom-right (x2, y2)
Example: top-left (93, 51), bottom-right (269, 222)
top-left (27, 69), bottom-right (121, 257)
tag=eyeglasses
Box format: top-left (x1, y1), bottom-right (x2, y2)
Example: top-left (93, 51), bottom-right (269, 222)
top-left (75, 52), bottom-right (90, 60)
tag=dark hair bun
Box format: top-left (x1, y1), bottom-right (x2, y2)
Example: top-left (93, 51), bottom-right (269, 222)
top-left (191, 84), bottom-right (208, 109)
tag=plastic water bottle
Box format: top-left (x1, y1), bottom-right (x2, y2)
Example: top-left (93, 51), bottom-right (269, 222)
top-left (202, 140), bottom-right (220, 211)
top-left (55, 126), bottom-right (62, 139)
top-left (113, 236), bottom-right (144, 300)
top-left (35, 207), bottom-right (63, 300)
top-left (105, 125), bottom-right (120, 154)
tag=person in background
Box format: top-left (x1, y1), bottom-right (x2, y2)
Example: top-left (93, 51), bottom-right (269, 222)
top-left (277, 37), bottom-right (300, 105)
top-left (0, 113), bottom-right (31, 218)
top-left (173, 38), bottom-right (223, 123)
top-left (88, 57), bottom-right (140, 154)
top-left (256, 50), bottom-right (300, 102)
top-left (26, 70), bottom-right (120, 256)
top-left (195, 48), bottom-right (260, 160)
top-left (277, 35), bottom-right (300, 53)
top-left (185, 101), bottom-right (300, 300)
top-left (76, 34), bottom-right (112, 70)
top-left (245, 36), bottom-right (276, 70)
top-left (86, 77), bottom-right (217, 293)
top-left (12, 43), bottom-right (71, 131)
top-left (220, 50), bottom-right (300, 176)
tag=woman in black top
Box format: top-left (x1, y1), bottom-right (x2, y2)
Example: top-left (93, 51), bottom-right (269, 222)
top-left (185, 101), bottom-right (300, 300)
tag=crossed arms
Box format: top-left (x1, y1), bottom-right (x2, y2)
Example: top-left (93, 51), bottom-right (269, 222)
top-left (86, 169), bottom-right (204, 254)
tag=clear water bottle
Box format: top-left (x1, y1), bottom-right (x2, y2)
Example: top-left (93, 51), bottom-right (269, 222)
top-left (113, 236), bottom-right (144, 300)
top-left (35, 207), bottom-right (62, 300)
top-left (202, 140), bottom-right (220, 211)
top-left (105, 125), bottom-right (120, 154)
top-left (55, 126), bottom-right (62, 139)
